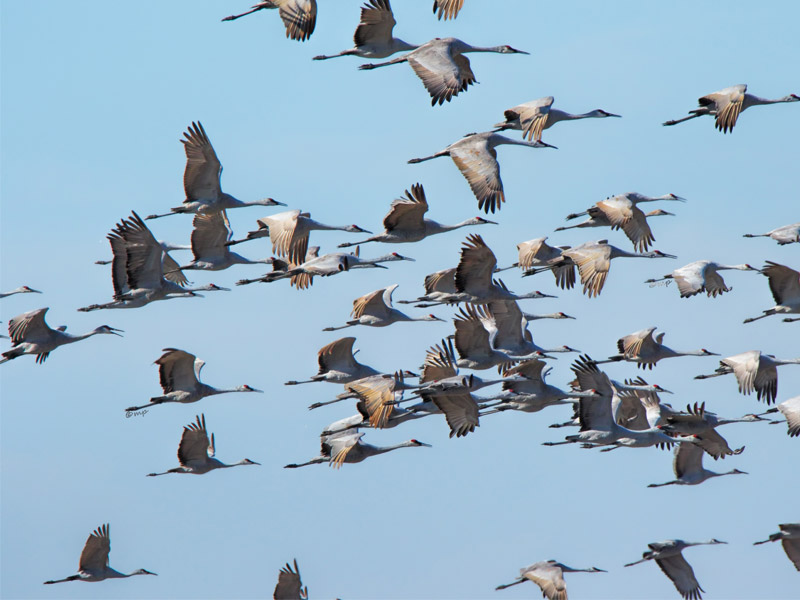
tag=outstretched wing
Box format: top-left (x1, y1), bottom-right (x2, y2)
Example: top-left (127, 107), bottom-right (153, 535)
top-left (182, 121), bottom-right (222, 202)
top-left (78, 524), bottom-right (111, 573)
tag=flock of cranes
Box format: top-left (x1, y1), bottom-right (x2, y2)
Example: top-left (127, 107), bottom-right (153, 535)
top-left (3, 1), bottom-right (798, 598)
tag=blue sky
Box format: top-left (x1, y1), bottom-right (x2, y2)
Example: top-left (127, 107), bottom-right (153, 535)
top-left (1, 1), bottom-right (798, 598)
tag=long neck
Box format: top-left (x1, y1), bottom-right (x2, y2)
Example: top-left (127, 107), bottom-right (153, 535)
top-left (774, 358), bottom-right (800, 366)
top-left (231, 253), bottom-right (273, 265)
top-left (66, 330), bottom-right (103, 344)
top-left (746, 94), bottom-right (793, 107)
top-left (716, 264), bottom-right (751, 271)
top-left (427, 219), bottom-right (471, 234)
top-left (374, 441), bottom-right (415, 455)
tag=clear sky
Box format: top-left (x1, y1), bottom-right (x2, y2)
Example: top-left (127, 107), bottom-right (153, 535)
top-left (1, 1), bottom-right (798, 598)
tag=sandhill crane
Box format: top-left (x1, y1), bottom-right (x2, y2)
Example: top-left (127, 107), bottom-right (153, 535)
top-left (562, 193), bottom-right (685, 252)
top-left (522, 311), bottom-right (576, 321)
top-left (481, 358), bottom-right (599, 416)
top-left (604, 327), bottom-right (718, 370)
top-left (95, 240), bottom-right (190, 266)
top-left (624, 538), bottom-right (726, 600)
top-left (645, 260), bottom-right (757, 298)
top-left (433, 0), bottom-right (464, 20)
top-left (496, 237), bottom-right (576, 290)
top-left (660, 403), bottom-right (752, 460)
top-left (743, 262), bottom-right (800, 323)
top-left (146, 122), bottom-right (284, 220)
top-left (494, 96), bottom-right (621, 142)
top-left (410, 338), bottom-right (509, 397)
top-left (756, 395), bottom-right (800, 437)
top-left (177, 211), bottom-right (275, 271)
top-left (452, 305), bottom-right (530, 371)
top-left (526, 240), bottom-right (676, 297)
top-left (613, 377), bottom-right (675, 430)
top-left (285, 337), bottom-right (380, 385)
top-left (408, 133), bottom-right (554, 213)
top-left (78, 212), bottom-right (229, 312)
top-left (1, 308), bottom-right (122, 365)
top-left (744, 222), bottom-right (800, 245)
top-left (124, 348), bottom-right (262, 412)
top-left (274, 559), bottom-right (308, 599)
top-left (230, 209), bottom-right (370, 263)
top-left (754, 524), bottom-right (800, 571)
top-left (222, 0), bottom-right (317, 42)
top-left (557, 209), bottom-right (674, 251)
top-left (477, 300), bottom-right (579, 356)
top-left (694, 350), bottom-right (800, 404)
top-left (495, 560), bottom-right (606, 599)
top-left (308, 369), bottom-right (418, 410)
top-left (43, 524), bottom-right (156, 584)
top-left (663, 84), bottom-right (799, 133)
top-left (648, 443), bottom-right (746, 488)
top-left (284, 430), bottom-right (430, 468)
top-left (337, 183), bottom-right (496, 247)
top-left (360, 38), bottom-right (528, 106)
top-left (147, 414), bottom-right (260, 476)
top-left (313, 0), bottom-right (416, 60)
top-left (0, 286), bottom-right (41, 299)
top-left (543, 356), bottom-right (695, 450)
top-left (323, 284), bottom-right (444, 330)
top-left (449, 235), bottom-right (558, 305)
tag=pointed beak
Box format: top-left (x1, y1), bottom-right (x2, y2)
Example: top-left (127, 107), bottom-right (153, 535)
top-left (108, 327), bottom-right (124, 337)
top-left (513, 49), bottom-right (530, 55)
top-left (249, 460), bottom-right (262, 466)
top-left (658, 252), bottom-right (678, 259)
top-left (534, 140), bottom-right (558, 149)
top-left (245, 386), bottom-right (264, 393)
top-left (267, 198), bottom-right (287, 206)
top-left (605, 112), bottom-right (621, 118)
top-left (357, 226), bottom-right (372, 233)
top-left (482, 219), bottom-right (499, 224)
top-left (669, 194), bottom-right (687, 202)
top-left (28, 288), bottom-right (43, 293)
top-left (373, 264), bottom-right (389, 269)
top-left (416, 441), bottom-right (433, 447)
top-left (536, 291), bottom-right (557, 298)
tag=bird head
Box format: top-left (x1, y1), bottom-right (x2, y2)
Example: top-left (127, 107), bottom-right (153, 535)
top-left (651, 384), bottom-right (673, 394)
top-left (499, 45), bottom-right (529, 54)
top-left (256, 198), bottom-right (286, 207)
top-left (700, 349), bottom-right (719, 356)
top-left (202, 284), bottom-right (230, 292)
top-left (96, 326), bottom-right (124, 336)
top-left (649, 250), bottom-right (677, 258)
top-left (555, 312), bottom-right (575, 319)
top-left (239, 385), bottom-right (263, 393)
top-left (471, 216), bottom-right (498, 225)
top-left (135, 569), bottom-right (158, 576)
top-left (240, 458), bottom-right (261, 466)
top-left (390, 252), bottom-right (415, 262)
top-left (21, 286), bottom-right (42, 293)
top-left (409, 439), bottom-right (432, 447)
top-left (348, 224), bottom-right (372, 233)
top-left (426, 314), bottom-right (446, 322)
top-left (595, 109), bottom-right (621, 118)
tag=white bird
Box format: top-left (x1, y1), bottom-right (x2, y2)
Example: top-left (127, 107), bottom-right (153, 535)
top-left (0, 285), bottom-right (41, 299)
top-left (125, 348), bottom-right (262, 412)
top-left (232, 209), bottom-right (370, 263)
top-left (274, 559), bottom-right (308, 599)
top-left (178, 211), bottom-right (275, 271)
top-left (645, 260), bottom-right (758, 298)
top-left (359, 38), bottom-right (529, 106)
top-left (432, 0), bottom-right (464, 20)
top-left (743, 262), bottom-right (800, 323)
top-left (147, 414), bottom-right (260, 476)
top-left (604, 327), bottom-right (718, 370)
top-left (694, 350), bottom-right (800, 404)
top-left (743, 222), bottom-right (800, 245)
top-left (493, 96), bottom-right (621, 141)
top-left (495, 560), bottom-right (606, 599)
top-left (323, 284), bottom-right (444, 330)
top-left (408, 132), bottom-right (554, 213)
top-left (146, 122), bottom-right (285, 220)
top-left (78, 212), bottom-right (229, 312)
top-left (647, 443), bottom-right (747, 488)
top-left (43, 524), bottom-right (157, 584)
top-left (1, 308), bottom-right (122, 365)
top-left (754, 523), bottom-right (800, 571)
top-left (284, 430), bottom-right (430, 468)
top-left (526, 240), bottom-right (676, 298)
top-left (497, 237), bottom-right (575, 290)
top-left (561, 193), bottom-right (685, 252)
top-left (624, 538), bottom-right (727, 600)
top-left (285, 337), bottom-right (380, 385)
top-left (756, 395), bottom-right (800, 437)
top-left (663, 84), bottom-right (799, 133)
top-left (222, 0), bottom-right (317, 42)
top-left (313, 0), bottom-right (416, 60)
top-left (337, 183), bottom-right (496, 247)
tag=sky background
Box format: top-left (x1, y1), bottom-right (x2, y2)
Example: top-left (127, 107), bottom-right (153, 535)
top-left (1, 1), bottom-right (798, 598)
